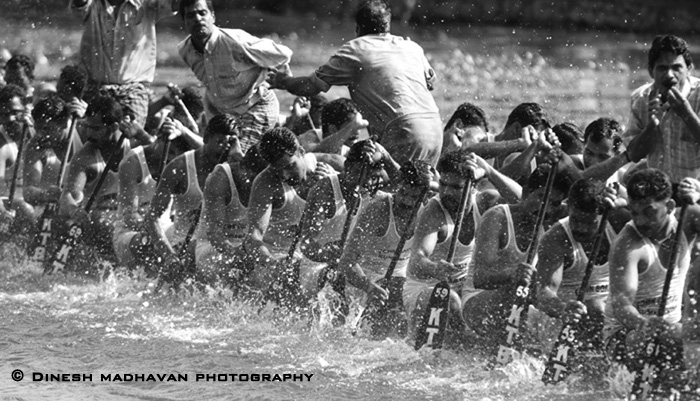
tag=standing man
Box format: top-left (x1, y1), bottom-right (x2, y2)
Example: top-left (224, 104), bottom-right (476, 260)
top-left (178, 0), bottom-right (292, 153)
top-left (268, 0), bottom-right (443, 167)
top-left (623, 34), bottom-right (700, 183)
top-left (69, 0), bottom-right (180, 127)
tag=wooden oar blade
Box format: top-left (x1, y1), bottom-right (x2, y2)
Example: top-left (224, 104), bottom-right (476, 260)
top-left (45, 220), bottom-right (84, 274)
top-left (414, 281), bottom-right (451, 350)
top-left (29, 203), bottom-right (58, 263)
top-left (542, 321), bottom-right (580, 383)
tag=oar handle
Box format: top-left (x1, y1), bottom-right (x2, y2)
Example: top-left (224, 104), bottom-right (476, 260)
top-left (56, 115), bottom-right (77, 188)
top-left (446, 174), bottom-right (473, 263)
top-left (575, 208), bottom-right (610, 302)
top-left (657, 203), bottom-right (689, 317)
top-left (526, 160), bottom-right (559, 264)
top-left (7, 123), bottom-right (29, 209)
top-left (168, 84), bottom-right (199, 135)
top-left (339, 161), bottom-right (371, 248)
top-left (84, 133), bottom-right (126, 213)
top-left (384, 186), bottom-right (430, 281)
top-left (156, 137), bottom-right (171, 181)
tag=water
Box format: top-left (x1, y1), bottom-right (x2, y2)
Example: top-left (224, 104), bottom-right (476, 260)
top-left (1, 242), bottom-right (633, 400)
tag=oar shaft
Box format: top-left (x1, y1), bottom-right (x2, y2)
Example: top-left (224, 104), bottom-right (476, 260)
top-left (7, 124), bottom-right (29, 209)
top-left (447, 175), bottom-right (473, 262)
top-left (575, 208), bottom-right (610, 302)
top-left (384, 187), bottom-right (429, 281)
top-left (84, 133), bottom-right (126, 213)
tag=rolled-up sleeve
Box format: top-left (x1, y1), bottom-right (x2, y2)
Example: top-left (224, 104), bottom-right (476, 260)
top-left (242, 37), bottom-right (292, 69)
top-left (313, 43), bottom-right (361, 91)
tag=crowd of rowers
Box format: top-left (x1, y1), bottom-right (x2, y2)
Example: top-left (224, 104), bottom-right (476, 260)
top-left (0, 61), bottom-right (699, 394)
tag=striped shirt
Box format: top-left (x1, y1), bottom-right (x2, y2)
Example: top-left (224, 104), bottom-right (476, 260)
top-left (70, 0), bottom-right (176, 85)
top-left (622, 76), bottom-right (700, 183)
top-left (178, 27), bottom-right (292, 116)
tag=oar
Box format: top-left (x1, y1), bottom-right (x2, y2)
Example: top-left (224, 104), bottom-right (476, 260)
top-left (31, 116), bottom-right (76, 263)
top-left (542, 207), bottom-right (610, 383)
top-left (363, 181), bottom-right (435, 338)
top-left (154, 140), bottom-right (233, 292)
top-left (45, 133), bottom-right (127, 274)
top-left (168, 83), bottom-right (199, 135)
top-left (415, 173), bottom-right (474, 350)
top-left (6, 123), bottom-right (29, 210)
top-left (494, 160), bottom-right (559, 366)
top-left (264, 208), bottom-right (308, 310)
top-left (629, 201), bottom-right (692, 400)
top-left (316, 159), bottom-right (372, 322)
top-left (0, 123), bottom-right (29, 237)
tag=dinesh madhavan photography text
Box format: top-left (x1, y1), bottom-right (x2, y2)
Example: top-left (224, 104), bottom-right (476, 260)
top-left (11, 370), bottom-right (313, 383)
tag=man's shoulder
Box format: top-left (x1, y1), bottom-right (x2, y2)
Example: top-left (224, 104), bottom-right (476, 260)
top-left (218, 28), bottom-right (256, 43)
top-left (630, 81), bottom-right (654, 102)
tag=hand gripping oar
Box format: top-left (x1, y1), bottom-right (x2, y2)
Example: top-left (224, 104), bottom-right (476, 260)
top-left (629, 202), bottom-right (691, 400)
top-left (45, 133), bottom-right (127, 274)
top-left (364, 182), bottom-right (435, 338)
top-left (316, 159), bottom-right (372, 323)
top-left (167, 83), bottom-right (199, 135)
top-left (494, 160), bottom-right (559, 366)
top-left (542, 207), bottom-right (610, 384)
top-left (415, 173), bottom-right (474, 350)
top-left (31, 116), bottom-right (76, 263)
top-left (0, 123), bottom-right (29, 237)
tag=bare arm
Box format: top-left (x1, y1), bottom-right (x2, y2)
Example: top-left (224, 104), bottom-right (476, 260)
top-left (117, 154), bottom-right (145, 230)
top-left (536, 225), bottom-right (570, 318)
top-left (144, 157), bottom-right (184, 258)
top-left (205, 167), bottom-right (239, 257)
top-left (407, 201), bottom-right (445, 281)
top-left (472, 206), bottom-right (514, 289)
top-left (609, 230), bottom-right (646, 331)
top-left (299, 178), bottom-right (342, 263)
top-left (338, 196), bottom-right (385, 292)
top-left (242, 171), bottom-right (277, 263)
top-left (58, 152), bottom-right (90, 217)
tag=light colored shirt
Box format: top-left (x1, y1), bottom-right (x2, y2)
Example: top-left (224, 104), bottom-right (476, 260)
top-left (310, 33), bottom-right (439, 136)
top-left (622, 76), bottom-right (700, 183)
top-left (178, 27), bottom-right (292, 116)
top-left (70, 0), bottom-right (176, 85)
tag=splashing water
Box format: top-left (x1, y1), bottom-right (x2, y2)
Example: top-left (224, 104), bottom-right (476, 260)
top-left (0, 244), bottom-right (651, 400)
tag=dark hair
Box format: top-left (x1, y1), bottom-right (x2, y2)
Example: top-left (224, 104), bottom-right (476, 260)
top-left (648, 35), bottom-right (693, 76)
top-left (59, 65), bottom-right (88, 100)
top-left (178, 86), bottom-right (204, 119)
top-left (203, 113), bottom-right (239, 142)
top-left (552, 122), bottom-right (584, 155)
top-left (355, 0), bottom-right (391, 35)
top-left (568, 178), bottom-right (603, 214)
top-left (85, 95), bottom-right (123, 126)
top-left (241, 143), bottom-right (268, 175)
top-left (0, 83), bottom-right (27, 106)
top-left (436, 150), bottom-right (470, 177)
top-left (259, 127), bottom-right (300, 164)
top-left (322, 98), bottom-right (358, 135)
top-left (627, 168), bottom-right (672, 202)
top-left (584, 117), bottom-right (623, 151)
top-left (399, 160), bottom-right (432, 189)
top-left (525, 163), bottom-right (573, 198)
top-left (6, 54), bottom-right (35, 81)
top-left (505, 102), bottom-right (550, 131)
top-left (179, 0), bottom-right (214, 19)
top-left (32, 94), bottom-right (68, 125)
top-left (444, 102), bottom-right (489, 133)
top-left (308, 94), bottom-right (328, 129)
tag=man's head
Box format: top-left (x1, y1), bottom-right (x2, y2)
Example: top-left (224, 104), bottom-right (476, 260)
top-left (355, 0), bottom-right (391, 36)
top-left (259, 127), bottom-right (308, 186)
top-left (648, 35), bottom-right (693, 96)
top-left (57, 65), bottom-right (87, 102)
top-left (84, 95), bottom-right (123, 147)
top-left (4, 54), bottom-right (34, 96)
top-left (627, 168), bottom-right (674, 239)
top-left (395, 160), bottom-right (432, 208)
top-left (552, 122), bottom-right (584, 156)
top-left (436, 151), bottom-right (472, 213)
top-left (241, 143), bottom-right (268, 177)
top-left (0, 84), bottom-right (27, 132)
top-left (583, 117), bottom-right (623, 169)
top-left (32, 94), bottom-right (69, 143)
top-left (503, 102), bottom-right (549, 139)
top-left (181, 0), bottom-right (216, 43)
top-left (444, 102), bottom-right (489, 148)
top-left (322, 98), bottom-right (360, 144)
top-left (202, 113), bottom-right (239, 161)
top-left (567, 178), bottom-right (604, 242)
